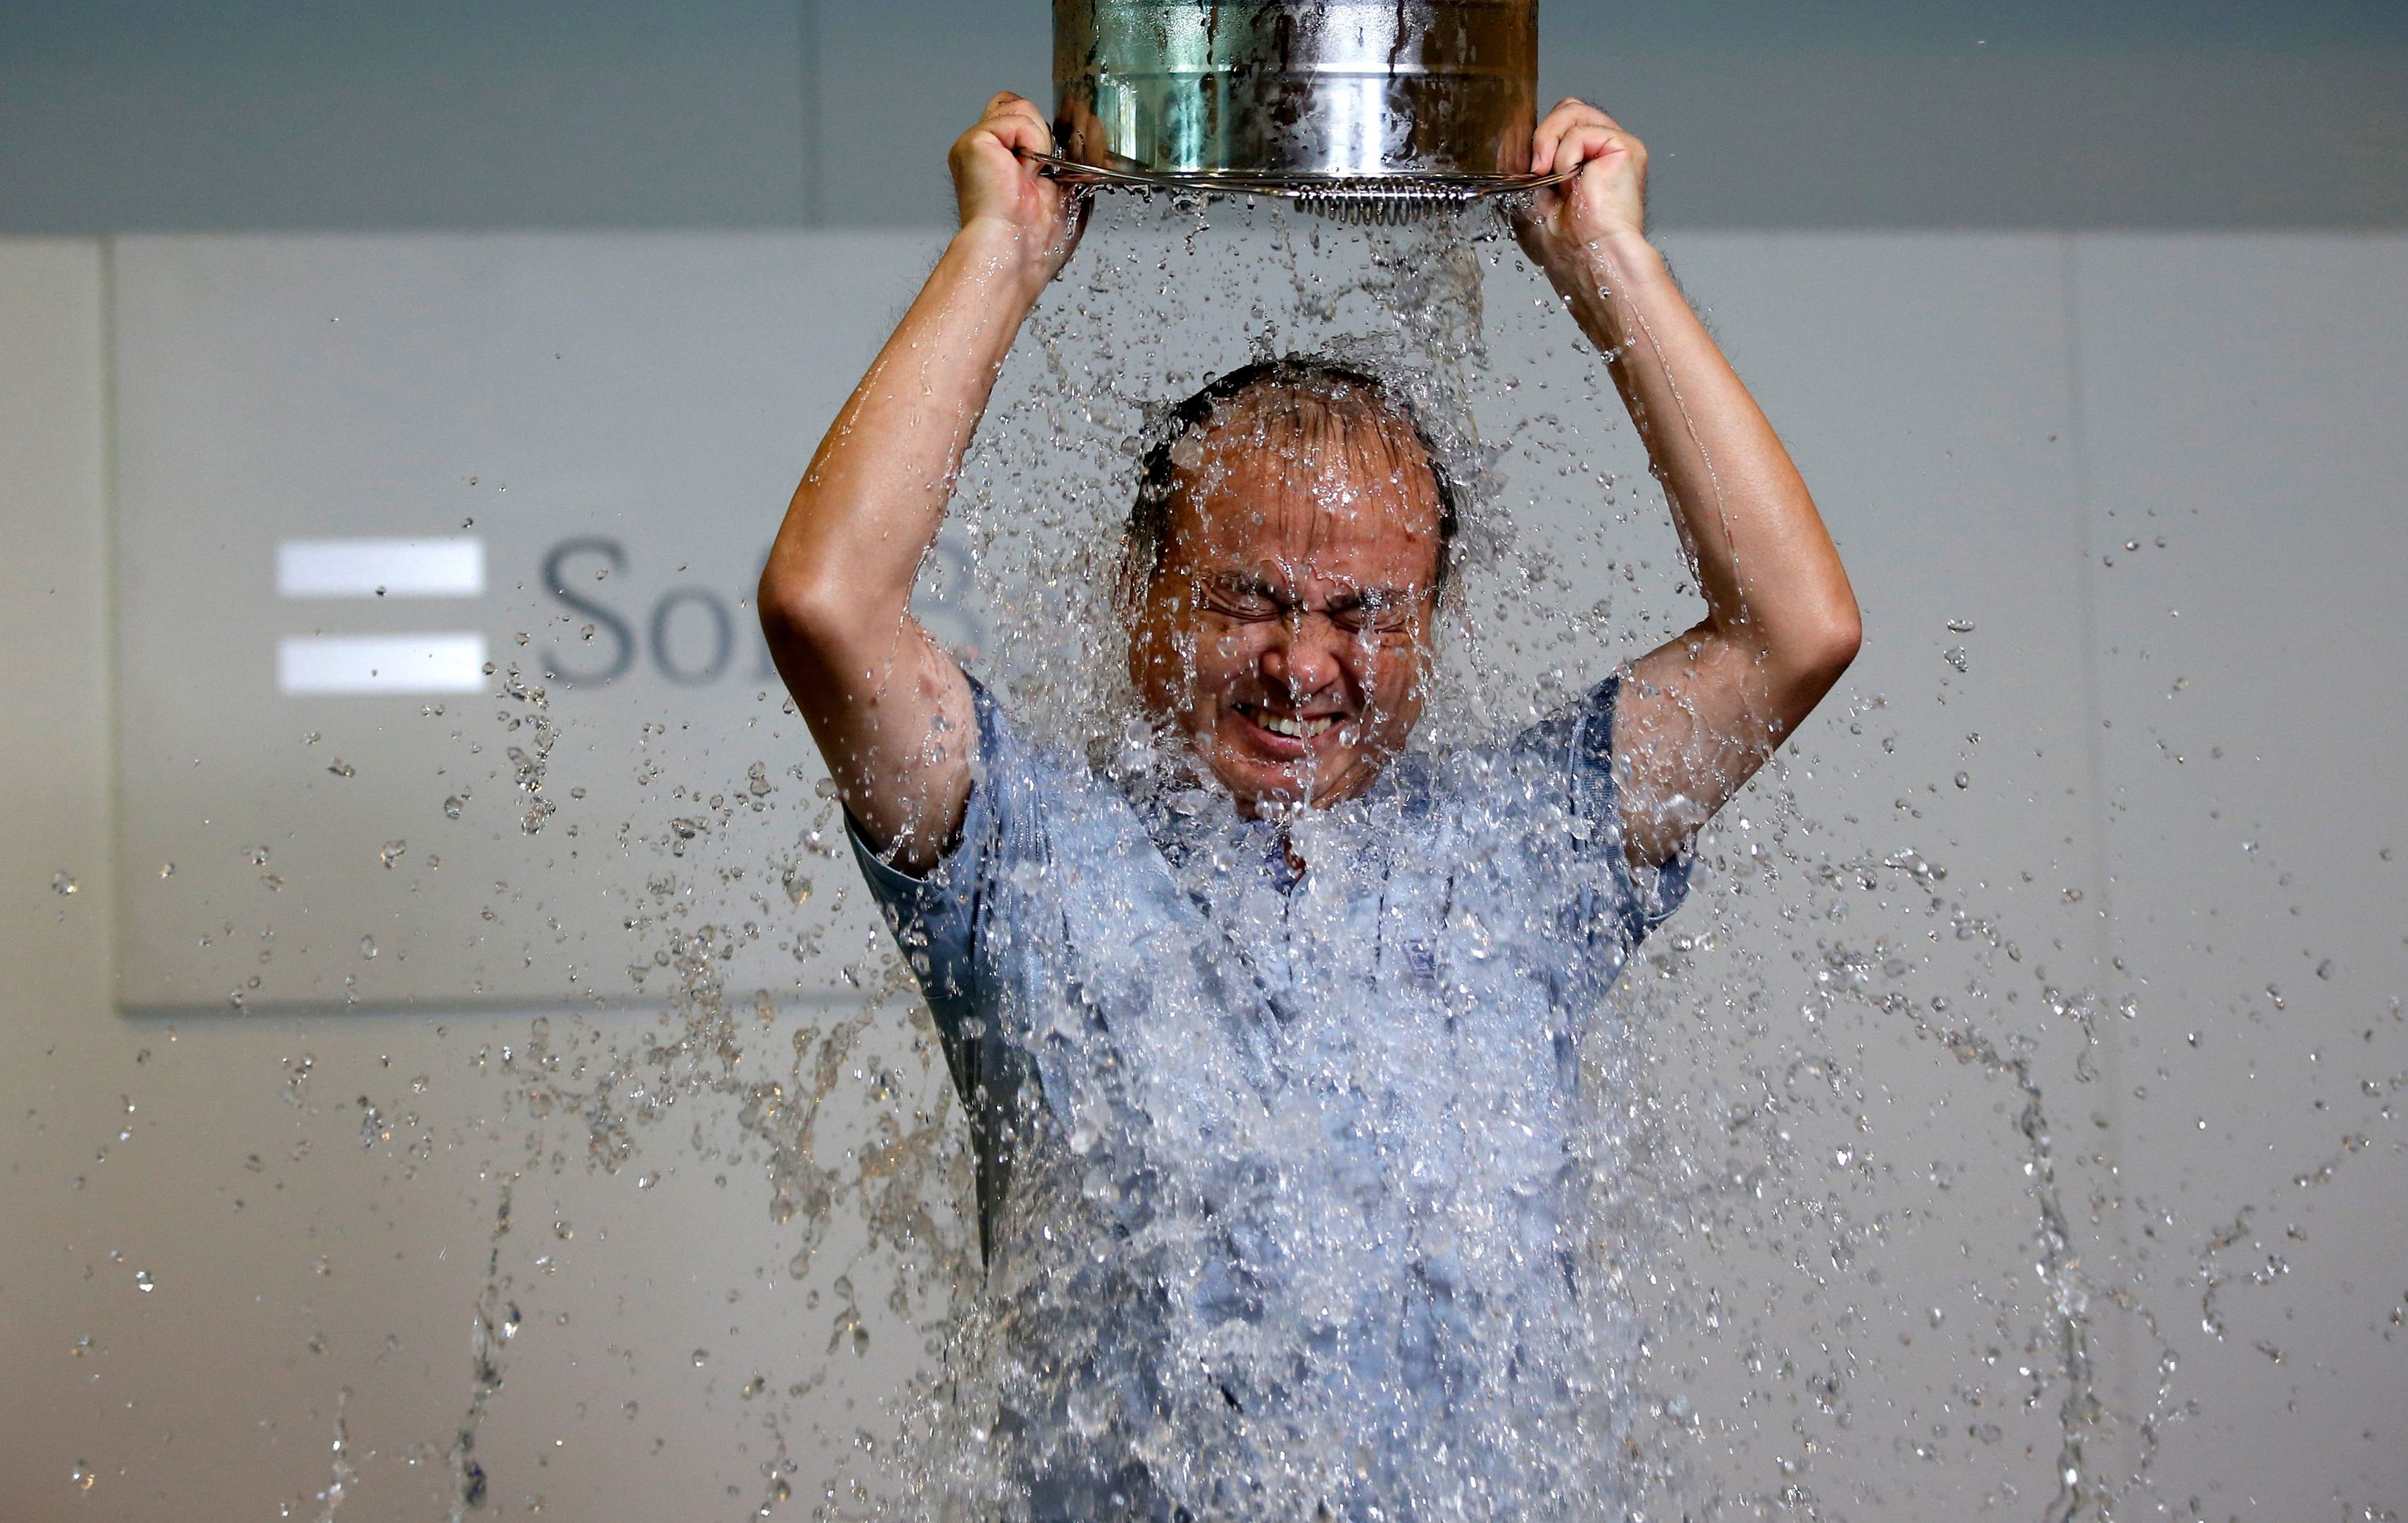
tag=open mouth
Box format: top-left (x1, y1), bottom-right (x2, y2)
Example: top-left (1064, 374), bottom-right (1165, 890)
top-left (1236, 704), bottom-right (1341, 742)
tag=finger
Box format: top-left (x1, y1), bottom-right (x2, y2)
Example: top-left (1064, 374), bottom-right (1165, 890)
top-left (984, 107), bottom-right (1057, 162)
top-left (1532, 102), bottom-right (1610, 175)
top-left (1542, 95), bottom-right (1614, 131)
top-left (998, 100), bottom-right (1064, 159)
top-left (1555, 121), bottom-right (1641, 175)
top-left (1577, 100), bottom-right (1631, 137)
top-left (1549, 96), bottom-right (1627, 133)
top-left (988, 93), bottom-right (1054, 138)
top-left (1530, 102), bottom-right (1576, 175)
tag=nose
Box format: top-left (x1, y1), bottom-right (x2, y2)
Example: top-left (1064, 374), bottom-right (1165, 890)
top-left (1261, 609), bottom-right (1347, 701)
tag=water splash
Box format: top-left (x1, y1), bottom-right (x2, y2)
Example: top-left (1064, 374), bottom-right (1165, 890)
top-left (402, 195), bottom-right (2408, 1519)
top-left (439, 729), bottom-right (976, 1517)
top-left (887, 192), bottom-right (2195, 1518)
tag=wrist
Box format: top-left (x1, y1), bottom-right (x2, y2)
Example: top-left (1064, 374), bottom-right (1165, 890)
top-left (1592, 227), bottom-right (1665, 281)
top-left (1555, 230), bottom-right (1669, 347)
top-left (948, 216), bottom-right (1058, 306)
top-left (1560, 228), bottom-right (1664, 298)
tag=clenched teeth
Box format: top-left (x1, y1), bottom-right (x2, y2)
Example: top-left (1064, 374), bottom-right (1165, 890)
top-left (1249, 709), bottom-right (1337, 740)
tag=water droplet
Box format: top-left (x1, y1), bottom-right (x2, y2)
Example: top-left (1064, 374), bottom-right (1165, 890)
top-left (1944, 618), bottom-right (1975, 633)
top-left (1954, 772), bottom-right (1970, 790)
top-left (692, 1348), bottom-right (709, 1367)
top-left (71, 1461), bottom-right (95, 1491)
top-left (326, 757), bottom-right (355, 778)
top-left (444, 795), bottom-right (465, 819)
top-left (1943, 646), bottom-right (1969, 673)
top-left (51, 870), bottom-right (77, 896)
top-left (359, 936), bottom-right (378, 961)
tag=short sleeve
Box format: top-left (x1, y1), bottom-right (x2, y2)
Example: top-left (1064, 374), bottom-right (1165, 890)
top-left (844, 678), bottom-right (1052, 1263)
top-left (845, 678), bottom-right (1014, 1105)
top-left (1554, 672), bottom-right (1694, 949)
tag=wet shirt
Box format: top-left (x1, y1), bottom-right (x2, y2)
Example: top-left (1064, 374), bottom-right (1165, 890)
top-left (849, 674), bottom-right (1687, 1519)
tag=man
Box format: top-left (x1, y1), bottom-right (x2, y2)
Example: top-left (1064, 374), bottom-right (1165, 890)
top-left (761, 91), bottom-right (1857, 1519)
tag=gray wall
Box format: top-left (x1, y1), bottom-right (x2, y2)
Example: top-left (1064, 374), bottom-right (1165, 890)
top-left (4, 227), bottom-right (2402, 1519)
top-left (4, 1), bottom-right (2407, 233)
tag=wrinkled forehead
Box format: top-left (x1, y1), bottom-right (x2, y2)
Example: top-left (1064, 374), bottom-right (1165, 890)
top-left (1163, 386), bottom-right (1444, 582)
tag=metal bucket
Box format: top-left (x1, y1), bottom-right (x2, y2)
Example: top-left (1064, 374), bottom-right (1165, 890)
top-left (1051, 1), bottom-right (1541, 191)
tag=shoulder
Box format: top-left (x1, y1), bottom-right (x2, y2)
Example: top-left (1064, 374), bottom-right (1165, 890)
top-left (960, 677), bottom-right (1085, 813)
top-left (959, 676), bottom-right (1159, 872)
top-left (1418, 672), bottom-right (1625, 816)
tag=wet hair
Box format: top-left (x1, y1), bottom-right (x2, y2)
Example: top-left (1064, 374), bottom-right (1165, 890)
top-left (1120, 357), bottom-right (1460, 611)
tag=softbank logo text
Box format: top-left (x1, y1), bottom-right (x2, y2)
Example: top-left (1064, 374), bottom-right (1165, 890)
top-left (541, 538), bottom-right (776, 688)
top-left (537, 538), bottom-right (979, 689)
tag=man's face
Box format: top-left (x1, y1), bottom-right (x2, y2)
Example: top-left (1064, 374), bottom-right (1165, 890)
top-left (1127, 399), bottom-right (1445, 815)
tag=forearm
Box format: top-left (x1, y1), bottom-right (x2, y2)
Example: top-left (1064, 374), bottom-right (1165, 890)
top-left (1559, 232), bottom-right (1855, 677)
top-left (762, 220), bottom-right (1047, 654)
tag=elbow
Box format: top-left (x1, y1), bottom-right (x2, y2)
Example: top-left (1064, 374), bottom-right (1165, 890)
top-left (1814, 597), bottom-right (1863, 679)
top-left (1780, 592), bottom-right (1862, 695)
top-left (757, 551), bottom-right (850, 660)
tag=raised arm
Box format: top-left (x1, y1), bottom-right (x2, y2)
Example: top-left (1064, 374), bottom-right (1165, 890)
top-left (1513, 100), bottom-right (1861, 871)
top-left (760, 93), bottom-right (1085, 872)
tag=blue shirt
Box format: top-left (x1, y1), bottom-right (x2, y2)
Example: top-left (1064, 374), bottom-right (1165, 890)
top-left (851, 674), bottom-right (1687, 1519)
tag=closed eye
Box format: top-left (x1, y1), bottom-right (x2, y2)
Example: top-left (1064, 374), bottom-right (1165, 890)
top-left (1200, 576), bottom-right (1283, 621)
top-left (1195, 576), bottom-right (1427, 633)
top-left (1329, 592), bottom-right (1422, 634)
